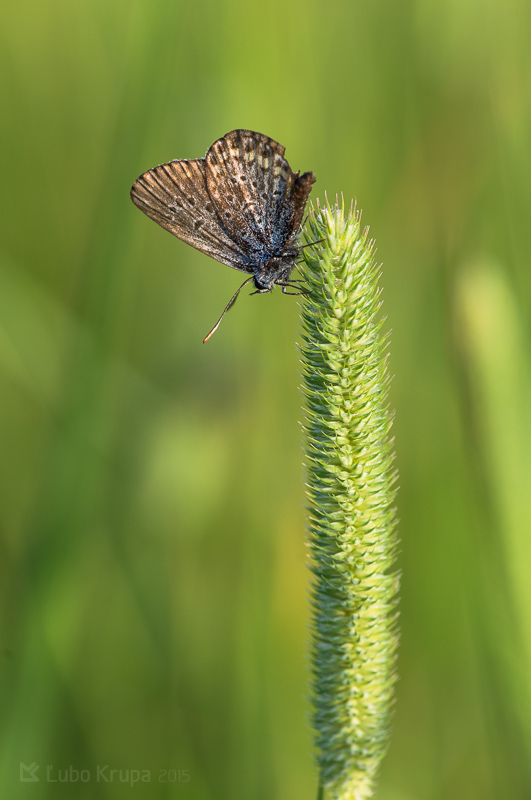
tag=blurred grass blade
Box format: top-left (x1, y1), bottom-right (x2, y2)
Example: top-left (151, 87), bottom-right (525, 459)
top-left (455, 261), bottom-right (531, 752)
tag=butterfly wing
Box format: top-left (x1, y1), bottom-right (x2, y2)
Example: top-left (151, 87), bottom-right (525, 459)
top-left (130, 158), bottom-right (250, 271)
top-left (282, 170), bottom-right (316, 240)
top-left (205, 130), bottom-right (315, 256)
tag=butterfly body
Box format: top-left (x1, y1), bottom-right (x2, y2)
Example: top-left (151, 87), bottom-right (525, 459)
top-left (131, 129), bottom-right (315, 337)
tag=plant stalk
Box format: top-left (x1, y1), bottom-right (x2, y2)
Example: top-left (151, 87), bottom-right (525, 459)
top-left (299, 198), bottom-right (399, 800)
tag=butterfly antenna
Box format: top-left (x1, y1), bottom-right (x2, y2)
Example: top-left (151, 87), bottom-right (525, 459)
top-left (203, 276), bottom-right (254, 343)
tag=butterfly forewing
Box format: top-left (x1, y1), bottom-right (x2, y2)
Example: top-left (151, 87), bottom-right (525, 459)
top-left (205, 130), bottom-right (297, 254)
top-left (130, 158), bottom-right (248, 270)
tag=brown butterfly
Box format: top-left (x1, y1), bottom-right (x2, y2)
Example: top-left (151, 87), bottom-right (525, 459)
top-left (130, 129), bottom-right (315, 341)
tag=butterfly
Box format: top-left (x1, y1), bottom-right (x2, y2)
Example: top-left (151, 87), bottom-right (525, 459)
top-left (130, 129), bottom-right (316, 341)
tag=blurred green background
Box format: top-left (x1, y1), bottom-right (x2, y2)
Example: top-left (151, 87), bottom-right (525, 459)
top-left (1, 0), bottom-right (531, 797)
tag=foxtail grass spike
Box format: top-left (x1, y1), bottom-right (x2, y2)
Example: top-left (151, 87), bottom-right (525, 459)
top-left (299, 197), bottom-right (399, 800)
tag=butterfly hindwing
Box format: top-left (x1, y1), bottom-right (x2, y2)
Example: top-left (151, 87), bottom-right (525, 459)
top-left (279, 170), bottom-right (316, 243)
top-left (130, 158), bottom-right (250, 271)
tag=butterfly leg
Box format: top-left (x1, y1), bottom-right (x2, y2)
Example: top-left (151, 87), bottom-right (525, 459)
top-left (298, 238), bottom-right (325, 250)
top-left (279, 281), bottom-right (312, 296)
